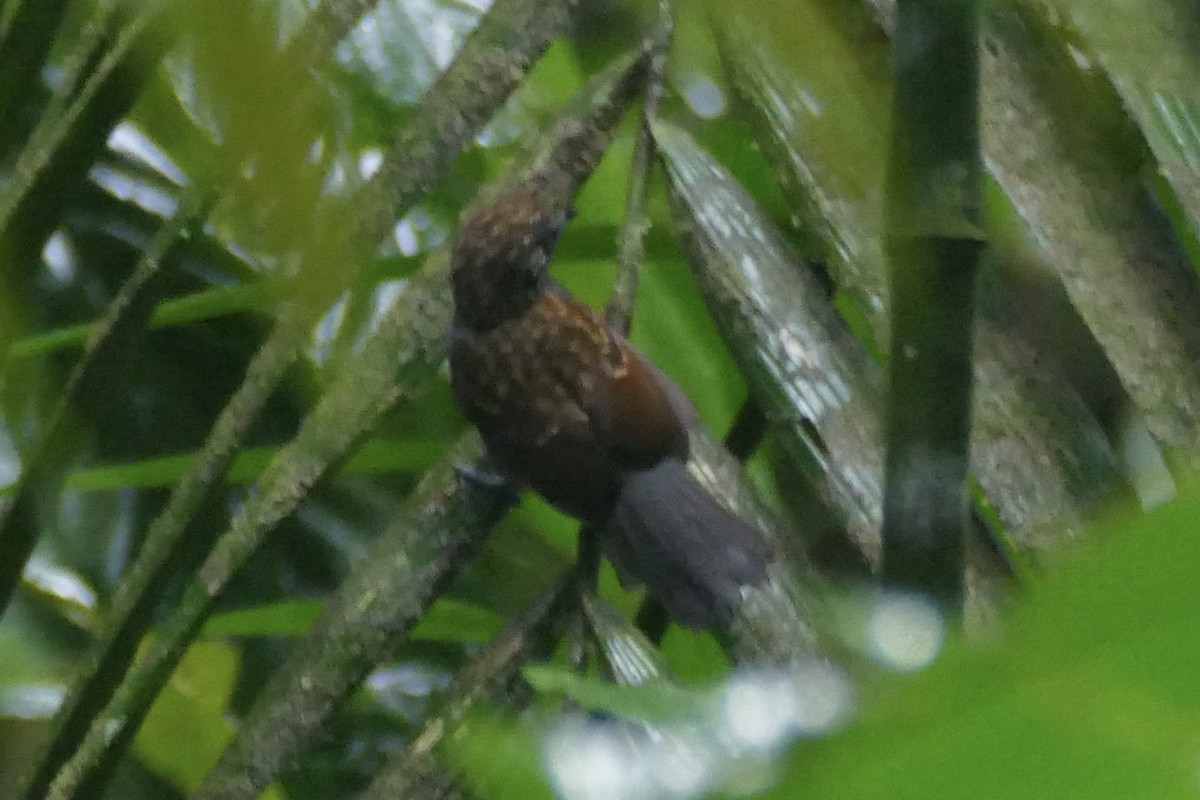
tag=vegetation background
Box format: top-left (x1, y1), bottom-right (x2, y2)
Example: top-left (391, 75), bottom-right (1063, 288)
top-left (1, 0), bottom-right (1198, 798)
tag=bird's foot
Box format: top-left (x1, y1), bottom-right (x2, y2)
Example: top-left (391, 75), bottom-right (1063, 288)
top-left (455, 461), bottom-right (519, 508)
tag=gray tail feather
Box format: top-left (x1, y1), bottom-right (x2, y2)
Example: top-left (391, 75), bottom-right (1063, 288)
top-left (605, 459), bottom-right (773, 629)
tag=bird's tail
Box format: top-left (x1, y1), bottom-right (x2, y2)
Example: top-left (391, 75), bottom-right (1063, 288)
top-left (605, 459), bottom-right (774, 630)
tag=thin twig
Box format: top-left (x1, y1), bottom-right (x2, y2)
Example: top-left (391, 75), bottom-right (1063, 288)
top-left (605, 1), bottom-right (672, 334)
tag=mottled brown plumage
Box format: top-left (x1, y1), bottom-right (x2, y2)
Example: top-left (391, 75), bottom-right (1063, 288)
top-left (448, 185), bottom-right (771, 628)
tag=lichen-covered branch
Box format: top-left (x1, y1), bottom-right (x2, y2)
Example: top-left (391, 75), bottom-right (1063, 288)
top-left (37, 46), bottom-right (652, 800)
top-left (25, 1), bottom-right (587, 797)
top-left (713, 7), bottom-right (1126, 568)
top-left (357, 578), bottom-right (577, 800)
top-left (192, 435), bottom-right (514, 800)
top-left (859, 0), bottom-right (1200, 450)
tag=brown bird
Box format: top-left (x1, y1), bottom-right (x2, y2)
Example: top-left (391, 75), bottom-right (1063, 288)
top-left (448, 185), bottom-right (772, 628)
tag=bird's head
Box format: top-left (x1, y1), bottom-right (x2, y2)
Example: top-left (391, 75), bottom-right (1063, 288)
top-left (450, 185), bottom-right (574, 332)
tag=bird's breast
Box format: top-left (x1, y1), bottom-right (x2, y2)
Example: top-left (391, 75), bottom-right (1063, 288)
top-left (450, 293), bottom-right (624, 436)
top-left (448, 292), bottom-right (634, 520)
top-left (449, 291), bottom-right (692, 520)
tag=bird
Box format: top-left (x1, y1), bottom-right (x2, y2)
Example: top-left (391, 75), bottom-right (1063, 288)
top-left (447, 184), bottom-right (773, 629)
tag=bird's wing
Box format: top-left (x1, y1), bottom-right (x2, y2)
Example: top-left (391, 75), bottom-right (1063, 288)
top-left (594, 336), bottom-right (691, 469)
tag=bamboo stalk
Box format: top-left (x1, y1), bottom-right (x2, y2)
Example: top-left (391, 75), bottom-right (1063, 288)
top-left (880, 0), bottom-right (984, 606)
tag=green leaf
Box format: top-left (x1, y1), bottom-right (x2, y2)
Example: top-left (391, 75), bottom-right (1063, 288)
top-left (204, 597), bottom-right (504, 642)
top-left (201, 600), bottom-right (322, 638)
top-left (132, 640), bottom-right (243, 794)
top-left (784, 481), bottom-right (1200, 799)
top-left (523, 665), bottom-right (706, 722)
top-left (445, 708), bottom-right (556, 800)
top-left (5, 285), bottom-right (265, 361)
top-left (56, 438), bottom-right (445, 493)
top-left (411, 598), bottom-right (505, 643)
